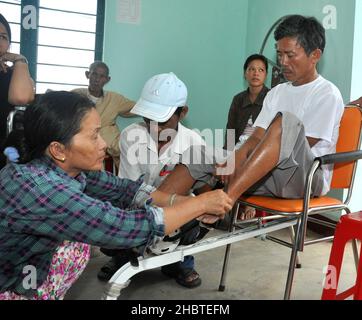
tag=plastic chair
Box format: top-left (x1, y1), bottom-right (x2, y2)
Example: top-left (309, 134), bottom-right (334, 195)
top-left (218, 105), bottom-right (362, 299)
top-left (321, 211), bottom-right (362, 300)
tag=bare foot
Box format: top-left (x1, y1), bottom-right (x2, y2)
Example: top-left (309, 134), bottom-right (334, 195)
top-left (238, 206), bottom-right (256, 220)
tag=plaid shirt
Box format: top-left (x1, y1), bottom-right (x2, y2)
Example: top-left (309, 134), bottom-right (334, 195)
top-left (0, 156), bottom-right (165, 296)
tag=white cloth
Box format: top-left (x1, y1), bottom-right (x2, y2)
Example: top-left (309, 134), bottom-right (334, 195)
top-left (119, 122), bottom-right (205, 187)
top-left (254, 75), bottom-right (344, 195)
top-left (237, 116), bottom-right (255, 146)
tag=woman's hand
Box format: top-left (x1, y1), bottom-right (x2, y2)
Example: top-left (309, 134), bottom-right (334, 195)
top-left (198, 189), bottom-right (233, 215)
top-left (195, 189), bottom-right (234, 224)
top-left (0, 52), bottom-right (27, 73)
top-left (0, 52), bottom-right (10, 73)
top-left (197, 214), bottom-right (221, 225)
top-left (3, 52), bottom-right (35, 105)
top-left (161, 189), bottom-right (233, 235)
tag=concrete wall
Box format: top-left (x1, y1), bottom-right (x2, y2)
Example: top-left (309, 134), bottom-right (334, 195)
top-left (103, 0), bottom-right (249, 137)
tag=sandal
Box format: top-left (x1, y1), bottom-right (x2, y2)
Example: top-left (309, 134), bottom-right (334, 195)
top-left (97, 256), bottom-right (129, 281)
top-left (161, 264), bottom-right (202, 288)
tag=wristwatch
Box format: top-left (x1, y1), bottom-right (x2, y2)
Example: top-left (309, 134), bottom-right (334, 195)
top-left (13, 56), bottom-right (28, 65)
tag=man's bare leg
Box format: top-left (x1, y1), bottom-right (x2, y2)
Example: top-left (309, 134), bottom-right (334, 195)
top-left (227, 115), bottom-right (282, 203)
top-left (159, 115), bottom-right (283, 202)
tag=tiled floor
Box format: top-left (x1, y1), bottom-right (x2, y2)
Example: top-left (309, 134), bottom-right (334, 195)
top-left (65, 228), bottom-right (357, 300)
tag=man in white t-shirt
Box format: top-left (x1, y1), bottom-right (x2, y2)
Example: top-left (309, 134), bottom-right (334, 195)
top-left (157, 15), bottom-right (344, 210)
top-left (119, 113), bottom-right (205, 188)
top-left (98, 73), bottom-right (206, 288)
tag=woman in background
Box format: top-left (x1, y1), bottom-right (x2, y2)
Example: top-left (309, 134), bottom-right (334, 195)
top-left (0, 13), bottom-right (34, 169)
top-left (224, 54), bottom-right (269, 150)
top-left (224, 54), bottom-right (269, 220)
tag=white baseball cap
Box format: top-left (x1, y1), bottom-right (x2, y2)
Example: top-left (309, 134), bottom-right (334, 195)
top-left (131, 72), bottom-right (188, 122)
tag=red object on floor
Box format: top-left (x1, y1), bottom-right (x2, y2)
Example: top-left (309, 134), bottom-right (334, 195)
top-left (256, 210), bottom-right (268, 218)
top-left (321, 211), bottom-right (362, 300)
top-left (256, 210), bottom-right (268, 224)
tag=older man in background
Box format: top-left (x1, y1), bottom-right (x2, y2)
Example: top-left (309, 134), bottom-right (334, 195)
top-left (73, 61), bottom-right (135, 169)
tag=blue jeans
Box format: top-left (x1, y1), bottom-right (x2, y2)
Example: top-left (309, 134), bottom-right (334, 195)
top-left (180, 255), bottom-right (194, 269)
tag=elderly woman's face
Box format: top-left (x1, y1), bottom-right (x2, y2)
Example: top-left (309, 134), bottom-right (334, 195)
top-left (0, 23), bottom-right (10, 55)
top-left (64, 108), bottom-right (107, 175)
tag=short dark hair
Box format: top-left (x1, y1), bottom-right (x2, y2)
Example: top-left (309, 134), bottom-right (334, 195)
top-left (174, 107), bottom-right (185, 117)
top-left (9, 91), bottom-right (95, 163)
top-left (89, 61), bottom-right (110, 77)
top-left (0, 13), bottom-right (11, 43)
top-left (274, 15), bottom-right (326, 55)
top-left (243, 54), bottom-right (269, 73)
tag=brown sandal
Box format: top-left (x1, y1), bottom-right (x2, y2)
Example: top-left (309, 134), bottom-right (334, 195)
top-left (161, 265), bottom-right (202, 288)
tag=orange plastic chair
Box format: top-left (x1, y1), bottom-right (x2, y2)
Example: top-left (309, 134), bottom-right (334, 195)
top-left (218, 105), bottom-right (362, 299)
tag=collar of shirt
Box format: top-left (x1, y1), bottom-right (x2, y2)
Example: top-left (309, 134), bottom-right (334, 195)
top-left (32, 156), bottom-right (87, 191)
top-left (244, 85), bottom-right (269, 108)
top-left (87, 89), bottom-right (105, 104)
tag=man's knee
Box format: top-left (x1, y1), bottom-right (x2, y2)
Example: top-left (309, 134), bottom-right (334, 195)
top-left (267, 113), bottom-right (283, 138)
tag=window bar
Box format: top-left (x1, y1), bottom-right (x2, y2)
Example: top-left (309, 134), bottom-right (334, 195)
top-left (36, 80), bottom-right (87, 87)
top-left (37, 62), bottom-right (90, 69)
top-left (39, 6), bottom-right (97, 17)
top-left (20, 0), bottom-right (39, 80)
top-left (95, 0), bottom-right (105, 61)
top-left (38, 25), bottom-right (96, 35)
top-left (37, 43), bottom-right (94, 52)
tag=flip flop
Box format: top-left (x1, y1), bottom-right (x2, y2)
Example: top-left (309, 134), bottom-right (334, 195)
top-left (161, 265), bottom-right (202, 288)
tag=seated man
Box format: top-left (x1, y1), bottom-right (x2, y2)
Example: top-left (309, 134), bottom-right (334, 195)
top-left (73, 61), bottom-right (135, 169)
top-left (98, 72), bottom-right (206, 288)
top-left (158, 15), bottom-right (344, 211)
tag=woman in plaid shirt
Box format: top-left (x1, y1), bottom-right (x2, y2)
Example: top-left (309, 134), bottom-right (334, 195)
top-left (0, 91), bottom-right (232, 300)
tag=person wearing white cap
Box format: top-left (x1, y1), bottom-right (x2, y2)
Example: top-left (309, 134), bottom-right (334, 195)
top-left (120, 72), bottom-right (205, 186)
top-left (97, 73), bottom-right (206, 288)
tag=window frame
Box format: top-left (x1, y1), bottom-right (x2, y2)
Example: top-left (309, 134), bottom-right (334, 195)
top-left (0, 0), bottom-right (105, 90)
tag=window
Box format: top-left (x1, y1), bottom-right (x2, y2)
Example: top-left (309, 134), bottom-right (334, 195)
top-left (0, 0), bottom-right (21, 54)
top-left (0, 0), bottom-right (105, 93)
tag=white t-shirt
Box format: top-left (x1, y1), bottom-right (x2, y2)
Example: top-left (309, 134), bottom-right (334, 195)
top-left (119, 122), bottom-right (205, 187)
top-left (254, 75), bottom-right (344, 195)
